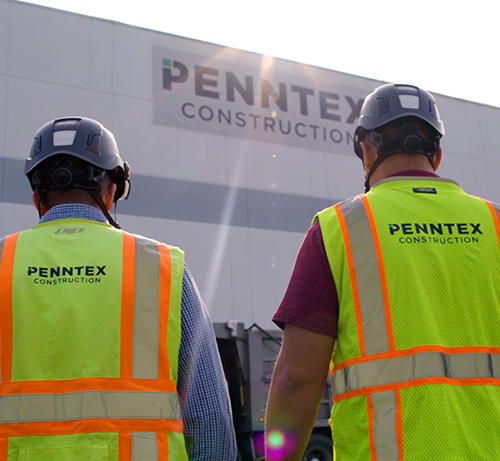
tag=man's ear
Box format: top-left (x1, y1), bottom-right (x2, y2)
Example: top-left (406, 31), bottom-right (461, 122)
top-left (32, 191), bottom-right (47, 216)
top-left (433, 148), bottom-right (442, 171)
top-left (360, 141), bottom-right (378, 170)
top-left (31, 191), bottom-right (39, 209)
top-left (102, 183), bottom-right (117, 211)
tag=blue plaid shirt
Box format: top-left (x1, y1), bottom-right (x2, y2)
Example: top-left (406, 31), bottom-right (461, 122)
top-left (40, 204), bottom-right (237, 460)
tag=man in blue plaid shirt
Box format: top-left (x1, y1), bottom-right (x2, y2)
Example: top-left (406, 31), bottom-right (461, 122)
top-left (3, 116), bottom-right (237, 460)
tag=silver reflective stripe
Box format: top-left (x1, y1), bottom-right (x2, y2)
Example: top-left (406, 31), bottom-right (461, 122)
top-left (371, 391), bottom-right (398, 461)
top-left (133, 236), bottom-right (160, 379)
top-left (333, 350), bottom-right (500, 396)
top-left (336, 196), bottom-right (398, 459)
top-left (0, 236), bottom-right (4, 384)
top-left (0, 390), bottom-right (181, 423)
top-left (132, 432), bottom-right (157, 460)
top-left (339, 197), bottom-right (389, 355)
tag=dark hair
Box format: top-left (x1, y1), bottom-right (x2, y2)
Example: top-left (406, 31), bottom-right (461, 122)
top-left (375, 116), bottom-right (440, 141)
top-left (31, 154), bottom-right (112, 210)
top-left (363, 116), bottom-right (441, 156)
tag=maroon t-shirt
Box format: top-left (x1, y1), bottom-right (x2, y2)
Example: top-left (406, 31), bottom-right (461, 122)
top-left (272, 170), bottom-right (439, 337)
top-left (272, 220), bottom-right (338, 336)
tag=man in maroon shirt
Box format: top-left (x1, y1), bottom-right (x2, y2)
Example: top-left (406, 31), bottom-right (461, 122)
top-left (265, 84), bottom-right (444, 460)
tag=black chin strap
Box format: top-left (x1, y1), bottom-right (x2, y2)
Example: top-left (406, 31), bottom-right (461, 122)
top-left (37, 197), bottom-right (43, 220)
top-left (363, 124), bottom-right (439, 192)
top-left (36, 188), bottom-right (122, 229)
top-left (364, 154), bottom-right (386, 193)
top-left (364, 152), bottom-right (435, 192)
top-left (31, 160), bottom-right (123, 228)
top-left (86, 188), bottom-right (121, 229)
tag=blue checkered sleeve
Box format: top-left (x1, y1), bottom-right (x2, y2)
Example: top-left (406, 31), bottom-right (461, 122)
top-left (178, 264), bottom-right (238, 461)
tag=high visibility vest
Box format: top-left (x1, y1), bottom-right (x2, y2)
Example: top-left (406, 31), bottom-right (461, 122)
top-left (0, 218), bottom-right (188, 460)
top-left (316, 177), bottom-right (500, 460)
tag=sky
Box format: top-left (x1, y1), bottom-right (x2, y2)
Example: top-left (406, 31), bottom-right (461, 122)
top-left (18, 0), bottom-right (500, 108)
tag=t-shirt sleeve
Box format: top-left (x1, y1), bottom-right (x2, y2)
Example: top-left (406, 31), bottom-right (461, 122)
top-left (272, 219), bottom-right (339, 338)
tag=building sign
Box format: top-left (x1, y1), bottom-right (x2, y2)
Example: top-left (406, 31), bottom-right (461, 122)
top-left (153, 45), bottom-right (373, 154)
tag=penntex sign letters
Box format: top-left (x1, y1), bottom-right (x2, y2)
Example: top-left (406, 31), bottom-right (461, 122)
top-left (152, 45), bottom-right (374, 154)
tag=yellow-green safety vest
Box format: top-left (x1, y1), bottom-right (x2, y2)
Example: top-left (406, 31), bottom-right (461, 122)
top-left (315, 177), bottom-right (500, 460)
top-left (0, 218), bottom-right (188, 461)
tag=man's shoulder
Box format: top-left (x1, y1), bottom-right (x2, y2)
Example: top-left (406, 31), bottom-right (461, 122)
top-left (122, 230), bottom-right (185, 255)
top-left (313, 193), bottom-right (365, 220)
top-left (476, 196), bottom-right (500, 207)
top-left (0, 230), bottom-right (22, 245)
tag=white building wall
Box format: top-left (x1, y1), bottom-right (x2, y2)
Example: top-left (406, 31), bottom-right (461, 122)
top-left (1, 0), bottom-right (499, 328)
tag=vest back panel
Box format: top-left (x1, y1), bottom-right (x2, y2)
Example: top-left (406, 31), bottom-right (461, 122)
top-left (316, 177), bottom-right (500, 460)
top-left (369, 178), bottom-right (500, 350)
top-left (12, 219), bottom-right (123, 381)
top-left (0, 218), bottom-right (188, 460)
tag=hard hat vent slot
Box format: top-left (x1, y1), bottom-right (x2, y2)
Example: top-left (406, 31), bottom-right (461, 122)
top-left (53, 130), bottom-right (77, 146)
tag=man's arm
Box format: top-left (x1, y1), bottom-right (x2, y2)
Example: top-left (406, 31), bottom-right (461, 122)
top-left (265, 324), bottom-right (334, 461)
top-left (177, 264), bottom-right (237, 460)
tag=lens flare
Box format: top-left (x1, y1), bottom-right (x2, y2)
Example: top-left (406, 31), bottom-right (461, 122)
top-left (266, 430), bottom-right (295, 460)
top-left (268, 430), bottom-right (284, 448)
